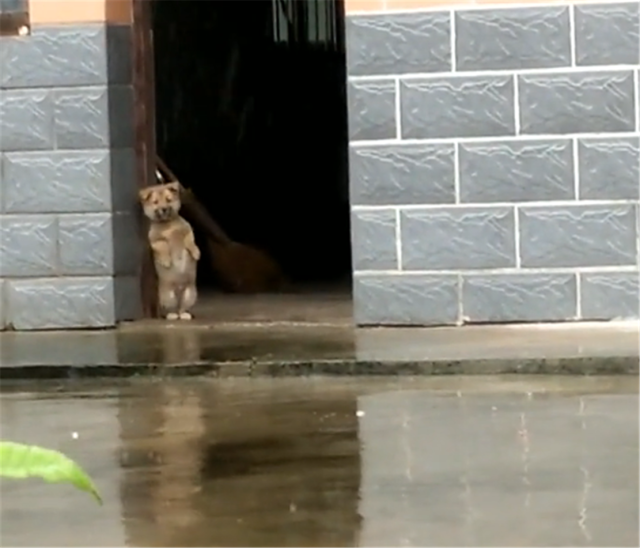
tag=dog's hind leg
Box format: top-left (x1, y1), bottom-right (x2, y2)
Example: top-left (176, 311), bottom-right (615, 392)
top-left (159, 283), bottom-right (180, 320)
top-left (177, 284), bottom-right (197, 320)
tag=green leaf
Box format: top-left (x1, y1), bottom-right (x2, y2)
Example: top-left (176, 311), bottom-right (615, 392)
top-left (0, 441), bottom-right (102, 504)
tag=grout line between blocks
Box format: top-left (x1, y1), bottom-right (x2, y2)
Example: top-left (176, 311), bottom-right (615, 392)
top-left (454, 142), bottom-right (460, 204)
top-left (394, 77), bottom-right (402, 140)
top-left (350, 131), bottom-right (638, 147)
top-left (636, 204), bottom-right (640, 270)
top-left (354, 265), bottom-right (640, 276)
top-left (572, 138), bottom-right (580, 200)
top-left (575, 272), bottom-right (582, 319)
top-left (513, 75), bottom-right (520, 135)
top-left (568, 4), bottom-right (576, 67)
top-left (514, 205), bottom-right (521, 269)
top-left (395, 207), bottom-right (402, 271)
top-left (348, 64), bottom-right (638, 82)
top-left (352, 198), bottom-right (639, 211)
top-left (634, 69), bottom-right (639, 132)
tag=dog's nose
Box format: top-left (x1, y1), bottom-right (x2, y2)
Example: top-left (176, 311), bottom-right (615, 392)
top-left (160, 207), bottom-right (170, 216)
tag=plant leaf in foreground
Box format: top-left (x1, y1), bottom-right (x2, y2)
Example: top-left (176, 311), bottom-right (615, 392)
top-left (0, 441), bottom-right (102, 504)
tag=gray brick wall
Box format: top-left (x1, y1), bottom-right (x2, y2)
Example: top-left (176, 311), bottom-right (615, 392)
top-left (346, 1), bottom-right (640, 326)
top-left (0, 25), bottom-right (141, 330)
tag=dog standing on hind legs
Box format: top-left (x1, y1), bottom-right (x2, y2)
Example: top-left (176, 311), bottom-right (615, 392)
top-left (139, 182), bottom-right (201, 320)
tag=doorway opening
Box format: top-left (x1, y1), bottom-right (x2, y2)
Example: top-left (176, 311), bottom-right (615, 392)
top-left (150, 0), bottom-right (352, 324)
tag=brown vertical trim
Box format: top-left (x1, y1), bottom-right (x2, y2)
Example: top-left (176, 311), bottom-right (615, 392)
top-left (105, 0), bottom-right (132, 23)
top-left (0, 0), bottom-right (30, 37)
top-left (132, 0), bottom-right (159, 318)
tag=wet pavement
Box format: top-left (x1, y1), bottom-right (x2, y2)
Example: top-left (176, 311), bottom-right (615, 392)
top-left (0, 375), bottom-right (638, 547)
top-left (0, 321), bottom-right (638, 378)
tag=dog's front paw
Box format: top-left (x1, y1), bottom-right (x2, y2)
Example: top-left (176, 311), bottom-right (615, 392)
top-left (190, 246), bottom-right (201, 261)
top-left (166, 312), bottom-right (179, 320)
top-left (156, 256), bottom-right (172, 269)
top-left (178, 312), bottom-right (193, 320)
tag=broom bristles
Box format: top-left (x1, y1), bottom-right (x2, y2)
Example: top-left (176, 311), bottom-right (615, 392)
top-left (156, 156), bottom-right (287, 293)
top-left (207, 239), bottom-right (287, 294)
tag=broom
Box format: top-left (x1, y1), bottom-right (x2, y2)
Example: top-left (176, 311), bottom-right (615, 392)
top-left (155, 156), bottom-right (287, 293)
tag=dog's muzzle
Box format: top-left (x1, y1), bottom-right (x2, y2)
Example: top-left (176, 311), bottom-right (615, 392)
top-left (155, 207), bottom-right (173, 220)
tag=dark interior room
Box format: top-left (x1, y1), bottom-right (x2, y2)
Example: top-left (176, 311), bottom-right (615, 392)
top-left (151, 0), bottom-right (351, 322)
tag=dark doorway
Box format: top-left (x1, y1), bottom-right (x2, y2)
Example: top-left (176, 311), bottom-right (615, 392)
top-left (150, 0), bottom-right (351, 322)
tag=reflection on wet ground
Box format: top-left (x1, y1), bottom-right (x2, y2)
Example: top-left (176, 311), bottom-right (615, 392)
top-left (0, 376), bottom-right (638, 547)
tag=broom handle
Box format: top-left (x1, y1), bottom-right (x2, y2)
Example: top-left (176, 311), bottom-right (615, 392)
top-left (156, 156), bottom-right (233, 245)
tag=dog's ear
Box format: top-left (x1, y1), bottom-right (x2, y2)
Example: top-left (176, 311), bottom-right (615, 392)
top-left (164, 182), bottom-right (181, 195)
top-left (139, 187), bottom-right (153, 203)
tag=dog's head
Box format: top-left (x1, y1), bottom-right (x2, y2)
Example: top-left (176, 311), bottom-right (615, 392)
top-left (139, 182), bottom-right (181, 222)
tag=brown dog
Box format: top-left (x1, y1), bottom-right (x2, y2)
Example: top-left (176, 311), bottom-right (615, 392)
top-left (139, 182), bottom-right (201, 320)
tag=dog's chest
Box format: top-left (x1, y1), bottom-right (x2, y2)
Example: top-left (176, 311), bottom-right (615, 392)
top-left (171, 247), bottom-right (190, 273)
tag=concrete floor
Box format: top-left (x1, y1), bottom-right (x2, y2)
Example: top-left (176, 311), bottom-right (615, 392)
top-left (0, 376), bottom-right (638, 547)
top-left (0, 291), bottom-right (638, 377)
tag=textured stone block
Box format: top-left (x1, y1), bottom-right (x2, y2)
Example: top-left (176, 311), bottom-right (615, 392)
top-left (53, 85), bottom-right (134, 149)
top-left (53, 86), bottom-right (110, 149)
top-left (0, 215), bottom-right (57, 277)
top-left (459, 139), bottom-right (574, 203)
top-left (0, 154), bottom-right (4, 210)
top-left (636, 69), bottom-right (639, 131)
top-left (578, 137), bottom-right (640, 200)
top-left (354, 274), bottom-right (459, 325)
top-left (2, 150), bottom-right (112, 213)
top-left (456, 7), bottom-right (571, 71)
top-left (401, 207), bottom-right (516, 270)
top-left (580, 272), bottom-right (640, 320)
top-left (0, 89), bottom-right (54, 151)
top-left (351, 210), bottom-right (397, 270)
top-left (462, 273), bottom-right (577, 322)
top-left (1, 25), bottom-right (110, 88)
top-left (575, 2), bottom-right (640, 66)
top-left (400, 76), bottom-right (515, 139)
top-left (519, 204), bottom-right (637, 268)
top-left (346, 12), bottom-right (450, 76)
top-left (348, 80), bottom-right (396, 141)
top-left (58, 214), bottom-right (113, 275)
top-left (5, 277), bottom-right (115, 330)
top-left (349, 144), bottom-right (455, 205)
top-left (518, 71), bottom-right (636, 134)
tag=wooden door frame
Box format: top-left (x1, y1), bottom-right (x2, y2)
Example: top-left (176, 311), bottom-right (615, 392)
top-left (132, 0), bottom-right (159, 318)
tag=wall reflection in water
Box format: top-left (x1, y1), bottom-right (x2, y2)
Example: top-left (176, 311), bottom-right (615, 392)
top-left (357, 390), bottom-right (639, 547)
top-left (116, 379), bottom-right (362, 547)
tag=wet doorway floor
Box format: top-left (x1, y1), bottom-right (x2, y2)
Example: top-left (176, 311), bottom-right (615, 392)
top-left (0, 376), bottom-right (638, 547)
top-left (191, 284), bottom-right (353, 325)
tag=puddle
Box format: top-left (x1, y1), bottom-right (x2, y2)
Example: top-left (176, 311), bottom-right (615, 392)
top-left (0, 376), bottom-right (638, 547)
